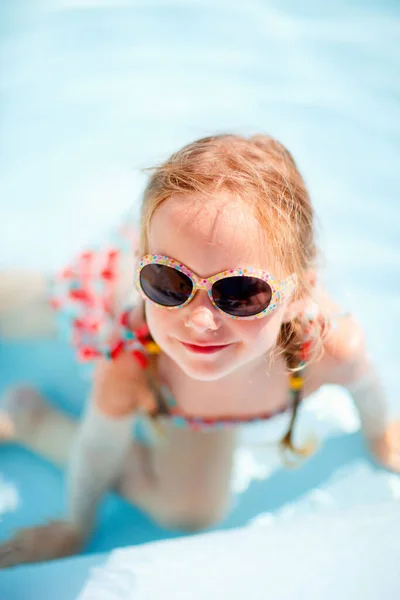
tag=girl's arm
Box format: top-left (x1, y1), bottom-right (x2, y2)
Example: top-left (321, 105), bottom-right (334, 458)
top-left (68, 390), bottom-right (134, 538)
top-left (322, 312), bottom-right (388, 437)
top-left (319, 307), bottom-right (400, 471)
top-left (68, 352), bottom-right (156, 538)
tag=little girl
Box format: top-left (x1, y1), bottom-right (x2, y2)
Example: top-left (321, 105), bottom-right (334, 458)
top-left (1, 134), bottom-right (399, 568)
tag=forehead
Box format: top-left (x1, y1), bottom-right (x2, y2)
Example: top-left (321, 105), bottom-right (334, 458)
top-left (148, 192), bottom-right (280, 276)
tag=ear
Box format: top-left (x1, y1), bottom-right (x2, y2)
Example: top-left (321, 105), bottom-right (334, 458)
top-left (281, 269), bottom-right (317, 323)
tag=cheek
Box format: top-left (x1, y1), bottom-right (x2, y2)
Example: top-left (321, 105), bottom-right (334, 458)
top-left (145, 304), bottom-right (165, 337)
top-left (236, 310), bottom-right (284, 349)
top-left (144, 303), bottom-right (178, 345)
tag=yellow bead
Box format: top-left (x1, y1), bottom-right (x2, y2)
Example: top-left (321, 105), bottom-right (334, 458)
top-left (145, 341), bottom-right (161, 355)
top-left (289, 375), bottom-right (304, 391)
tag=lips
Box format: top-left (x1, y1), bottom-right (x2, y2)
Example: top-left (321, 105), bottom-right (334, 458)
top-left (181, 342), bottom-right (231, 355)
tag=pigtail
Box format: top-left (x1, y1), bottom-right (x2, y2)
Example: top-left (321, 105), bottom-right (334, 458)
top-left (277, 319), bottom-right (324, 466)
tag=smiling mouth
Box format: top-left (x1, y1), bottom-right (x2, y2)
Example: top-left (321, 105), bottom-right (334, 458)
top-left (181, 342), bottom-right (231, 355)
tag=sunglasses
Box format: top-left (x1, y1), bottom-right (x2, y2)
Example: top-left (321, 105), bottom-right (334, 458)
top-left (136, 255), bottom-right (297, 320)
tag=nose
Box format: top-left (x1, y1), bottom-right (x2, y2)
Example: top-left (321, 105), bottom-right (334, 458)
top-left (184, 292), bottom-right (220, 332)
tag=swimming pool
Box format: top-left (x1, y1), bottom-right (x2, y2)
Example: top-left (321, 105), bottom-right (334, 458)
top-left (1, 0), bottom-right (399, 597)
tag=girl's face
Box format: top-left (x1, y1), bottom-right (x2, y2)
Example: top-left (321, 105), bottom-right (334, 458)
top-left (144, 192), bottom-right (291, 381)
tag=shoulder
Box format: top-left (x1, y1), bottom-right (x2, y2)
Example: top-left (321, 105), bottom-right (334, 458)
top-left (323, 313), bottom-right (365, 364)
top-left (310, 290), bottom-right (370, 386)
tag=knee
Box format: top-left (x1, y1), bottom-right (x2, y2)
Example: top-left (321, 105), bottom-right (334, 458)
top-left (156, 495), bottom-right (230, 532)
top-left (176, 508), bottom-right (225, 532)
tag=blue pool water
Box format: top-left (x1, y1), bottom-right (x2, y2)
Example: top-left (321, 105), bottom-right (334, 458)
top-left (0, 0), bottom-right (399, 596)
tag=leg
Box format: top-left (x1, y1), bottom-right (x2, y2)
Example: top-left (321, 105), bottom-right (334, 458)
top-left (0, 386), bottom-right (76, 466)
top-left (1, 387), bottom-right (237, 530)
top-left (0, 387), bottom-right (84, 568)
top-left (0, 387), bottom-right (154, 505)
top-left (0, 387), bottom-right (158, 508)
top-left (118, 421), bottom-right (237, 531)
top-left (0, 390), bottom-right (237, 568)
top-left (0, 388), bottom-right (154, 568)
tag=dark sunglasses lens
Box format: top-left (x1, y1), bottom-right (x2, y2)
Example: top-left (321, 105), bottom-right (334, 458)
top-left (212, 276), bottom-right (272, 317)
top-left (140, 264), bottom-right (193, 307)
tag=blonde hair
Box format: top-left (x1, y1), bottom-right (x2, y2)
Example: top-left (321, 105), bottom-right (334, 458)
top-left (139, 134), bottom-right (323, 456)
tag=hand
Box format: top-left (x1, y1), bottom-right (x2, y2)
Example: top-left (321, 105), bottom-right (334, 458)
top-left (94, 303), bottom-right (158, 418)
top-left (0, 521), bottom-right (84, 569)
top-left (368, 420), bottom-right (400, 472)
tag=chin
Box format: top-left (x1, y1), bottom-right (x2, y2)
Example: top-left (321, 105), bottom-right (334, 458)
top-left (175, 355), bottom-right (240, 381)
top-left (181, 364), bottom-right (233, 381)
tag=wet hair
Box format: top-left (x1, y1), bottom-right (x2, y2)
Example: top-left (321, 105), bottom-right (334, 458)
top-left (139, 134), bottom-right (324, 456)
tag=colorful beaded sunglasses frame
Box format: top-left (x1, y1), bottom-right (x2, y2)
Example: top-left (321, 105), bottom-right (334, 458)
top-left (136, 254), bottom-right (297, 320)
